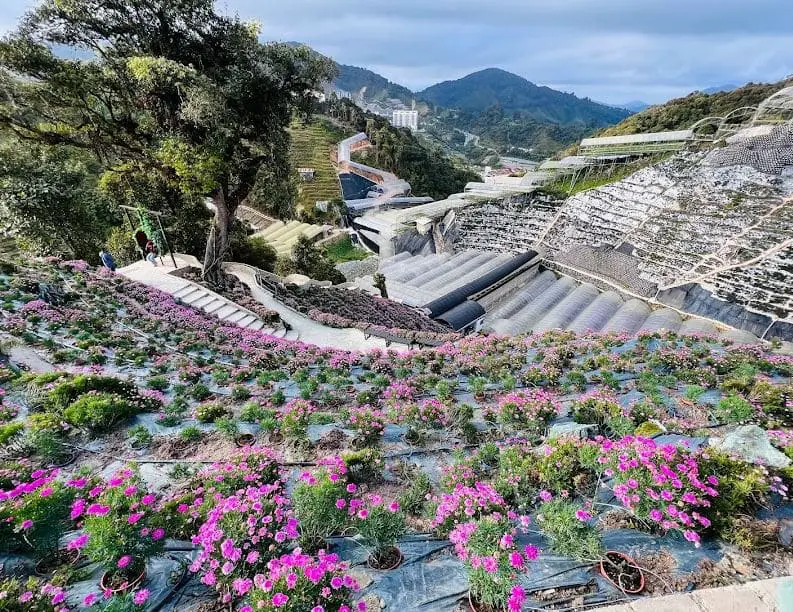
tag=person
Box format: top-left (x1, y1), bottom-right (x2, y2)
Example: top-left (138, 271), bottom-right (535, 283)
top-left (145, 239), bottom-right (158, 266)
top-left (99, 249), bottom-right (117, 272)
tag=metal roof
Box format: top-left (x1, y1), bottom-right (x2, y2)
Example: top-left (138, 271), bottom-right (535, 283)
top-left (423, 251), bottom-right (538, 317)
top-left (580, 130), bottom-right (694, 147)
top-left (435, 300), bottom-right (486, 331)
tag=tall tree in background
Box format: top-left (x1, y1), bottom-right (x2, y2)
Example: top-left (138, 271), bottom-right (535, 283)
top-left (0, 0), bottom-right (334, 283)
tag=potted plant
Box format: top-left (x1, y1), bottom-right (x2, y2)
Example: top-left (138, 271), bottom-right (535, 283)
top-left (356, 496), bottom-right (405, 570)
top-left (292, 458), bottom-right (351, 551)
top-left (599, 551), bottom-right (645, 594)
top-left (81, 469), bottom-right (166, 592)
top-left (246, 549), bottom-right (361, 610)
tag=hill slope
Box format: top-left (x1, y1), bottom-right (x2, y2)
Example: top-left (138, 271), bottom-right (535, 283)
top-left (419, 68), bottom-right (630, 126)
top-left (333, 64), bottom-right (415, 104)
top-left (600, 78), bottom-right (793, 136)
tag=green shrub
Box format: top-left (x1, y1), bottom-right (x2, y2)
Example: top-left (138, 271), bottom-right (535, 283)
top-left (63, 392), bottom-right (139, 432)
top-left (179, 426), bottom-right (203, 442)
top-left (357, 504), bottom-right (405, 563)
top-left (714, 395), bottom-right (753, 423)
top-left (195, 402), bottom-right (230, 423)
top-left (214, 416), bottom-right (239, 440)
top-left (0, 422), bottom-right (23, 444)
top-left (230, 385), bottom-right (251, 401)
top-left (341, 448), bottom-right (383, 484)
top-left (127, 424), bottom-right (153, 448)
top-left (46, 375), bottom-right (140, 411)
top-left (537, 499), bottom-right (603, 561)
top-left (399, 472), bottom-right (431, 516)
top-left (292, 478), bottom-right (349, 547)
top-left (146, 376), bottom-right (169, 391)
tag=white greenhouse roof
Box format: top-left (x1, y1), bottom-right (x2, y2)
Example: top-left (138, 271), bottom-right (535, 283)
top-left (580, 130), bottom-right (694, 147)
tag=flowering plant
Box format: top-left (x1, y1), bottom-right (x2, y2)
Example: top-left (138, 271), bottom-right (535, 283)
top-left (487, 390), bottom-right (560, 434)
top-left (80, 469), bottom-right (166, 578)
top-left (0, 576), bottom-right (67, 611)
top-left (0, 468), bottom-right (80, 560)
top-left (345, 405), bottom-right (385, 444)
top-left (596, 436), bottom-right (719, 546)
top-left (570, 388), bottom-right (621, 426)
top-left (190, 483), bottom-right (298, 602)
top-left (449, 515), bottom-right (538, 612)
top-left (431, 482), bottom-right (508, 536)
top-left (405, 398), bottom-right (451, 430)
top-left (292, 457), bottom-right (352, 548)
top-left (246, 549), bottom-right (363, 611)
top-left (351, 495), bottom-right (405, 565)
top-left (278, 399), bottom-right (315, 439)
top-left (536, 499), bottom-right (602, 561)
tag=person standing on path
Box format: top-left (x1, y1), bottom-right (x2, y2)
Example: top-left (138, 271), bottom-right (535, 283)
top-left (99, 249), bottom-right (117, 272)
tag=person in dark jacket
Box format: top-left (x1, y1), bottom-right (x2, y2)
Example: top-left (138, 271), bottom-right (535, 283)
top-left (145, 240), bottom-right (158, 266)
top-left (99, 249), bottom-right (117, 272)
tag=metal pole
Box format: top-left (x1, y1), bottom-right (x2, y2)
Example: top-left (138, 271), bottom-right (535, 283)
top-left (121, 208), bottom-right (143, 261)
top-left (156, 213), bottom-right (177, 269)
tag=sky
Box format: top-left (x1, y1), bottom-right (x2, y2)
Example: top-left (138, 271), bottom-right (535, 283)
top-left (1, 0), bottom-right (792, 105)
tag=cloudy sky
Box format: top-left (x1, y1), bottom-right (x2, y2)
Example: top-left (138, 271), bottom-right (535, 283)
top-left (2, 0), bottom-right (792, 104)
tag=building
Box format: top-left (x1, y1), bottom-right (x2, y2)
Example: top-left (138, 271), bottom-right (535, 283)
top-left (392, 110), bottom-right (419, 132)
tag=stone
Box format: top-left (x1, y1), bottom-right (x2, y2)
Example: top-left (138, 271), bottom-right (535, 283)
top-left (709, 425), bottom-right (791, 468)
top-left (547, 422), bottom-right (598, 440)
top-left (778, 519), bottom-right (793, 549)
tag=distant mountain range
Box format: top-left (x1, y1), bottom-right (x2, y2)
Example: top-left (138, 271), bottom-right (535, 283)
top-left (333, 64), bottom-right (415, 103)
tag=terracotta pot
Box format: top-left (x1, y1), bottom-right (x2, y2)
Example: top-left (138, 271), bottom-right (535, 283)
top-left (99, 568), bottom-right (146, 593)
top-left (268, 431), bottom-right (284, 444)
top-left (366, 546), bottom-right (403, 571)
top-left (48, 452), bottom-right (76, 468)
top-left (599, 550), bottom-right (645, 594)
top-left (234, 433), bottom-right (255, 447)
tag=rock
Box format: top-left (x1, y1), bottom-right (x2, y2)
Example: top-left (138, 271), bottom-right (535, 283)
top-left (779, 519), bottom-right (793, 549)
top-left (348, 569), bottom-right (373, 589)
top-left (548, 422), bottom-right (597, 440)
top-left (709, 425), bottom-right (791, 468)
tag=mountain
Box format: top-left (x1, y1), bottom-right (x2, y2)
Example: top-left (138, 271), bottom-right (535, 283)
top-left (620, 100), bottom-right (650, 113)
top-left (702, 84), bottom-right (740, 95)
top-left (417, 68), bottom-right (630, 126)
top-left (599, 77), bottom-right (793, 137)
top-left (333, 64), bottom-right (415, 104)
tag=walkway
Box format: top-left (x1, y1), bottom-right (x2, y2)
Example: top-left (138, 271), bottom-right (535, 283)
top-left (118, 255), bottom-right (290, 337)
top-left (223, 263), bottom-right (408, 352)
top-left (595, 576), bottom-right (793, 612)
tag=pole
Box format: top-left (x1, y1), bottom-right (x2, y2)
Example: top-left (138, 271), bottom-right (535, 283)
top-left (156, 213), bottom-right (177, 269)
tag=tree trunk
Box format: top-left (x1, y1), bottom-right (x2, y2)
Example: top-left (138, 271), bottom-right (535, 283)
top-left (202, 189), bottom-right (234, 287)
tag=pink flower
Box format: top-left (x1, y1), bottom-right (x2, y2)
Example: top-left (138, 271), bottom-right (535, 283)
top-left (68, 533), bottom-right (89, 550)
top-left (19, 591), bottom-right (33, 602)
top-left (117, 555), bottom-right (132, 569)
top-left (152, 528), bottom-right (165, 540)
top-left (524, 544), bottom-right (539, 560)
top-left (128, 512), bottom-right (144, 524)
top-left (133, 589), bottom-right (150, 605)
top-left (575, 509), bottom-right (592, 522)
top-left (388, 500), bottom-right (400, 512)
top-left (538, 490), bottom-right (553, 502)
top-left (20, 519), bottom-right (33, 529)
top-left (509, 551), bottom-right (524, 569)
top-left (83, 593), bottom-right (98, 606)
top-left (272, 592), bottom-right (289, 607)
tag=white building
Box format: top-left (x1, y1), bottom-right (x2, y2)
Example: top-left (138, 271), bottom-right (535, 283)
top-left (392, 110), bottom-right (419, 132)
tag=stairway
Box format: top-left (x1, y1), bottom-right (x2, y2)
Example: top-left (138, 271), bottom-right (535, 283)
top-left (170, 281), bottom-right (290, 337)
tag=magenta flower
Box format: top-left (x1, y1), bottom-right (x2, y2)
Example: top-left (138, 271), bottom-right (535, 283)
top-left (117, 555), bottom-right (132, 569)
top-left (133, 589), bottom-right (150, 605)
top-left (272, 592), bottom-right (289, 606)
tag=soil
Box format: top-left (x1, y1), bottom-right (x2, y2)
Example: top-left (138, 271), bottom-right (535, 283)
top-left (368, 545), bottom-right (402, 570)
top-left (597, 510), bottom-right (644, 531)
top-left (35, 548), bottom-right (80, 575)
top-left (529, 581), bottom-right (598, 609)
top-left (633, 550), bottom-right (678, 596)
top-left (600, 551), bottom-right (644, 593)
top-left (314, 428), bottom-right (348, 451)
top-left (149, 432), bottom-right (235, 460)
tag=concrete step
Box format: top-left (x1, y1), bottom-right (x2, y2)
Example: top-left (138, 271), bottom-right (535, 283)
top-left (285, 329), bottom-right (299, 341)
top-left (172, 284), bottom-right (198, 299)
top-left (238, 314), bottom-right (258, 328)
top-left (272, 328), bottom-right (286, 338)
top-left (215, 305), bottom-right (238, 319)
top-left (176, 287), bottom-right (205, 303)
top-left (203, 299), bottom-right (227, 314)
top-left (247, 320), bottom-right (266, 331)
top-left (262, 327), bottom-right (276, 335)
top-left (192, 294), bottom-right (218, 309)
top-left (223, 310), bottom-right (248, 324)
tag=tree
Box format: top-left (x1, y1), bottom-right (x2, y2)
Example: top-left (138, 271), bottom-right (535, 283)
top-left (0, 143), bottom-right (115, 259)
top-left (373, 273), bottom-right (388, 299)
top-left (291, 236), bottom-right (345, 284)
top-left (0, 0), bottom-right (334, 284)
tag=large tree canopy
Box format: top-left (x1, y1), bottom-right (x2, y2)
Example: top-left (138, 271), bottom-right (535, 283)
top-left (0, 0), bottom-right (334, 282)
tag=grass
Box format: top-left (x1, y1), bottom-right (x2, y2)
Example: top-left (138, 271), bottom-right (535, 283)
top-left (543, 154), bottom-right (669, 197)
top-left (289, 117), bottom-right (353, 214)
top-left (323, 236), bottom-right (370, 263)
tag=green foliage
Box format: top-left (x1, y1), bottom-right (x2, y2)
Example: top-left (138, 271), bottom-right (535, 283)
top-left (179, 426), bottom-right (203, 443)
top-left (341, 448), bottom-right (383, 484)
top-left (357, 505), bottom-right (406, 561)
top-left (284, 236), bottom-right (346, 284)
top-left (189, 383), bottom-right (212, 401)
top-left (714, 395), bottom-right (754, 423)
top-left (127, 424), bottom-right (153, 448)
top-left (63, 393), bottom-right (140, 432)
top-left (195, 402), bottom-right (229, 423)
top-left (0, 576), bottom-right (62, 611)
top-left (292, 478), bottom-right (349, 546)
top-left (0, 421), bottom-right (23, 444)
top-left (399, 471), bottom-right (432, 516)
top-left (230, 232), bottom-right (278, 272)
top-left (322, 236), bottom-right (369, 264)
top-left (600, 78), bottom-right (793, 137)
top-left (537, 500), bottom-right (603, 561)
top-left (214, 416), bottom-right (239, 440)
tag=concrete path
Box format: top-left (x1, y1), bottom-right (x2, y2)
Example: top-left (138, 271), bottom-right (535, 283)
top-left (595, 577), bottom-right (793, 612)
top-left (118, 256), bottom-right (288, 336)
top-left (223, 262), bottom-right (408, 352)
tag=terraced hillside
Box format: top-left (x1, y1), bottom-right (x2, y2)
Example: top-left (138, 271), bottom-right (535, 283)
top-left (289, 118), bottom-right (351, 213)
